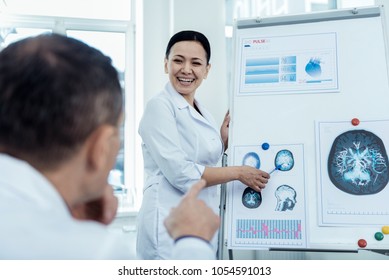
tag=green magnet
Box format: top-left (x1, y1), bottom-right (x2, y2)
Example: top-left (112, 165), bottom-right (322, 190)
top-left (374, 232), bottom-right (384, 241)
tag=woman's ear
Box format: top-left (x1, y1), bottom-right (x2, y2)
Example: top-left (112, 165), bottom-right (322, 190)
top-left (204, 63), bottom-right (211, 79)
top-left (164, 58), bottom-right (169, 74)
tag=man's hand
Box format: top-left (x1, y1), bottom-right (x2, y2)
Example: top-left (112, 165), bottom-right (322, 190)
top-left (70, 184), bottom-right (118, 225)
top-left (164, 179), bottom-right (220, 241)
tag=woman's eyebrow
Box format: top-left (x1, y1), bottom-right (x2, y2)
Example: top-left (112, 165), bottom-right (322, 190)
top-left (172, 55), bottom-right (205, 63)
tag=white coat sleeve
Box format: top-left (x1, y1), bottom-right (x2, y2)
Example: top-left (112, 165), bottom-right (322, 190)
top-left (171, 237), bottom-right (215, 260)
top-left (139, 97), bottom-right (205, 193)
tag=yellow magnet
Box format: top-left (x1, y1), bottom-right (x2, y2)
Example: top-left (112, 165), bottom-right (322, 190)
top-left (382, 226), bottom-right (389, 234)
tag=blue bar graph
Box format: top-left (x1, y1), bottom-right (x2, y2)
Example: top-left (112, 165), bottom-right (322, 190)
top-left (236, 219), bottom-right (302, 240)
top-left (244, 56), bottom-right (297, 85)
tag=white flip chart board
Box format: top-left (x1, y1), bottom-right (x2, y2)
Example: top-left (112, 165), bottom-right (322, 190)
top-left (226, 6), bottom-right (389, 251)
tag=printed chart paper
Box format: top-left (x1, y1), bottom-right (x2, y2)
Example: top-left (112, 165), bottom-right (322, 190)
top-left (317, 120), bottom-right (389, 225)
top-left (227, 144), bottom-right (307, 249)
top-left (237, 32), bottom-right (338, 95)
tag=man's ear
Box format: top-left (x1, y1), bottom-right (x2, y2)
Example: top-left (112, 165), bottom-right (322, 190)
top-left (85, 125), bottom-right (116, 172)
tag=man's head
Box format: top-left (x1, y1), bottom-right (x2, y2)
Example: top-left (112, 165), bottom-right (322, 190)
top-left (0, 33), bottom-right (123, 170)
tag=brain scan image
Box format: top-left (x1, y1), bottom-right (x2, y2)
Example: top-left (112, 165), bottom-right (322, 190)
top-left (274, 149), bottom-right (294, 171)
top-left (242, 187), bottom-right (262, 209)
top-left (242, 152), bottom-right (261, 169)
top-left (328, 129), bottom-right (389, 195)
top-left (275, 185), bottom-right (297, 211)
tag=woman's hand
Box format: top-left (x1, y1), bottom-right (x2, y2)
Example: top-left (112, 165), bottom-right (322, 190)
top-left (238, 166), bottom-right (270, 192)
top-left (220, 110), bottom-right (230, 151)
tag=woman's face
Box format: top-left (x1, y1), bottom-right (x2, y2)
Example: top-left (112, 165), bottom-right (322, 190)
top-left (164, 40), bottom-right (211, 103)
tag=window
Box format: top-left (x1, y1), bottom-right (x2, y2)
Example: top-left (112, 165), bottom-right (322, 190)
top-left (0, 0), bottom-right (143, 213)
top-left (1, 0), bottom-right (131, 20)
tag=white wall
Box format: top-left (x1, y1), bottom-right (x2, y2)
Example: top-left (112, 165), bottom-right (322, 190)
top-left (375, 1), bottom-right (389, 34)
top-left (143, 0), bottom-right (228, 126)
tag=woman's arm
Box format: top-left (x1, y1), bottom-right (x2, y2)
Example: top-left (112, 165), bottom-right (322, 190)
top-left (214, 110), bottom-right (269, 192)
top-left (139, 96), bottom-right (206, 192)
top-left (202, 165), bottom-right (269, 193)
top-left (220, 110), bottom-right (230, 151)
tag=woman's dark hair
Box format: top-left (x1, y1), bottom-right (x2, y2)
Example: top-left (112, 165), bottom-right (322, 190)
top-left (165, 30), bottom-right (211, 64)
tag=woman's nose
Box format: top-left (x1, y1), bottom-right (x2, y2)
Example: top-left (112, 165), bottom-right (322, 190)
top-left (181, 62), bottom-right (192, 73)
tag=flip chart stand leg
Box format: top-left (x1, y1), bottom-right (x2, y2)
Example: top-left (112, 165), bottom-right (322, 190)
top-left (217, 153), bottom-right (234, 260)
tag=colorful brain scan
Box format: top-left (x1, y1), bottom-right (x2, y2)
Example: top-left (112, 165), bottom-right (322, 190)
top-left (242, 152), bottom-right (261, 169)
top-left (274, 149), bottom-right (294, 171)
top-left (328, 129), bottom-right (389, 195)
top-left (242, 187), bottom-right (262, 209)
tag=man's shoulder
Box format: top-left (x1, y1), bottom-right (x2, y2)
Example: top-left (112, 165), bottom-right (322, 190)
top-left (0, 204), bottom-right (134, 259)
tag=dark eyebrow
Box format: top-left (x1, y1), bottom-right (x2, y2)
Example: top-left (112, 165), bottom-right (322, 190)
top-left (192, 57), bottom-right (204, 62)
top-left (172, 54), bottom-right (204, 62)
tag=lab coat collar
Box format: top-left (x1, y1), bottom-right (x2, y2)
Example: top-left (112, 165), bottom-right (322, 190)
top-left (165, 82), bottom-right (190, 110)
top-left (164, 82), bottom-right (217, 129)
top-left (0, 153), bottom-right (70, 217)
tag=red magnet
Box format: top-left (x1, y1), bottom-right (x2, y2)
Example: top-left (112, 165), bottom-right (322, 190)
top-left (351, 118), bottom-right (360, 126)
top-left (358, 239), bottom-right (367, 248)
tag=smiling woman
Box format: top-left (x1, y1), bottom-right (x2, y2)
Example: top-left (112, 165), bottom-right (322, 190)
top-left (164, 40), bottom-right (211, 106)
top-left (136, 30), bottom-right (270, 260)
top-left (136, 30), bottom-right (224, 260)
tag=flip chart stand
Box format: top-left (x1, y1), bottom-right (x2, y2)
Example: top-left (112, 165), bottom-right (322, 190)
top-left (217, 153), bottom-right (233, 260)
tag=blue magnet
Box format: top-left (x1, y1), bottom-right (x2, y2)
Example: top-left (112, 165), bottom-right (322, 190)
top-left (262, 142), bottom-right (270, 150)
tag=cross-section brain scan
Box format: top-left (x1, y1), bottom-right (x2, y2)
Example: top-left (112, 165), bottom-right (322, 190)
top-left (328, 129), bottom-right (389, 195)
top-left (275, 185), bottom-right (297, 211)
top-left (242, 152), bottom-right (261, 169)
top-left (242, 187), bottom-right (262, 209)
top-left (274, 149), bottom-right (294, 171)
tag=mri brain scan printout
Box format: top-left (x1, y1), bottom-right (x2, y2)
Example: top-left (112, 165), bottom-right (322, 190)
top-left (242, 187), bottom-right (262, 209)
top-left (275, 149), bottom-right (295, 171)
top-left (230, 144), bottom-right (307, 248)
top-left (242, 152), bottom-right (261, 169)
top-left (275, 185), bottom-right (297, 211)
top-left (328, 129), bottom-right (389, 195)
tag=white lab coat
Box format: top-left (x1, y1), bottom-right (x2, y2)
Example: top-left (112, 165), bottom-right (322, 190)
top-left (136, 82), bottom-right (224, 259)
top-left (0, 153), bottom-right (215, 260)
top-left (0, 154), bottom-right (133, 259)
